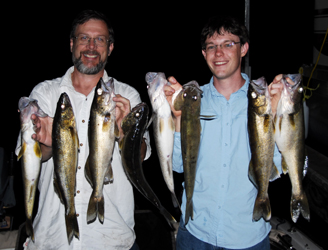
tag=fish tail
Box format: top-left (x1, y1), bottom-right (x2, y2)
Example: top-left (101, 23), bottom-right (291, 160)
top-left (87, 194), bottom-right (97, 224)
top-left (25, 219), bottom-right (35, 242)
top-left (65, 213), bottom-right (79, 244)
top-left (98, 196), bottom-right (105, 224)
top-left (290, 192), bottom-right (310, 223)
top-left (253, 196), bottom-right (271, 222)
top-left (184, 200), bottom-right (193, 226)
top-left (159, 206), bottom-right (177, 229)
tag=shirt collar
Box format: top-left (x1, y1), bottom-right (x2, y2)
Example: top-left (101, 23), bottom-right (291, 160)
top-left (59, 66), bottom-right (110, 88)
top-left (209, 73), bottom-right (250, 97)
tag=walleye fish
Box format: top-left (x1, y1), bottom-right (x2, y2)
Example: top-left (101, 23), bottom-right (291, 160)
top-left (173, 81), bottom-right (202, 225)
top-left (146, 72), bottom-right (180, 210)
top-left (52, 92), bottom-right (79, 243)
top-left (248, 77), bottom-right (280, 222)
top-left (85, 78), bottom-right (118, 224)
top-left (17, 97), bottom-right (48, 242)
top-left (274, 74), bottom-right (310, 223)
top-left (119, 102), bottom-right (177, 228)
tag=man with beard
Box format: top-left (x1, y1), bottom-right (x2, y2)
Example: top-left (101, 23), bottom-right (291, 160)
top-left (15, 10), bottom-right (150, 250)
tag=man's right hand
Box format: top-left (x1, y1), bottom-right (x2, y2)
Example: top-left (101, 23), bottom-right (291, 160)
top-left (164, 76), bottom-right (182, 132)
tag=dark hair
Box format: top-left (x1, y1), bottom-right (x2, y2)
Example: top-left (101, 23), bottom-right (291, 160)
top-left (200, 15), bottom-right (249, 50)
top-left (70, 10), bottom-right (115, 45)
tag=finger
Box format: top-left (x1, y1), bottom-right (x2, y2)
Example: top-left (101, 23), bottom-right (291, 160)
top-left (272, 74), bottom-right (284, 84)
top-left (167, 76), bottom-right (177, 84)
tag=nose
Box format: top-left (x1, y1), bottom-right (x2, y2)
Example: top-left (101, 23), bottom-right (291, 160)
top-left (215, 45), bottom-right (224, 55)
top-left (87, 38), bottom-right (97, 49)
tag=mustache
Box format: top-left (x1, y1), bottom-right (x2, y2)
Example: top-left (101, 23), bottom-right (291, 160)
top-left (80, 50), bottom-right (100, 57)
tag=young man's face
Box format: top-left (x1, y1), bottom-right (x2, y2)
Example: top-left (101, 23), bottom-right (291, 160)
top-left (202, 31), bottom-right (248, 82)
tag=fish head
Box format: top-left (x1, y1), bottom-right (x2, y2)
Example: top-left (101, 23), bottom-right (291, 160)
top-left (173, 81), bottom-right (202, 111)
top-left (248, 77), bottom-right (271, 115)
top-left (55, 93), bottom-right (75, 126)
top-left (146, 72), bottom-right (167, 111)
top-left (281, 74), bottom-right (303, 112)
top-left (18, 97), bottom-right (47, 128)
top-left (121, 102), bottom-right (149, 134)
top-left (94, 78), bottom-right (116, 114)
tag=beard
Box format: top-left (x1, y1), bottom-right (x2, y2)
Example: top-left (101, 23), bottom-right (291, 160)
top-left (72, 50), bottom-right (107, 75)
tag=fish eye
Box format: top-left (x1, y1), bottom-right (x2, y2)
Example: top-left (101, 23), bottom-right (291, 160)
top-left (298, 87), bottom-right (303, 93)
top-left (135, 112), bottom-right (140, 117)
top-left (251, 92), bottom-right (257, 99)
top-left (183, 93), bottom-right (187, 98)
top-left (61, 104), bottom-right (66, 109)
top-left (193, 95), bottom-right (198, 101)
top-left (147, 85), bottom-right (150, 89)
top-left (97, 88), bottom-right (103, 95)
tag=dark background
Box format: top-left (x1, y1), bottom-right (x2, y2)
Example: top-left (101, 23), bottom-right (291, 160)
top-left (3, 1), bottom-right (326, 249)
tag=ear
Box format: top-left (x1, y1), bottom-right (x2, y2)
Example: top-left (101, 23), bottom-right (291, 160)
top-left (108, 43), bottom-right (114, 56)
top-left (70, 39), bottom-right (74, 52)
top-left (241, 42), bottom-right (249, 57)
top-left (202, 49), bottom-right (207, 59)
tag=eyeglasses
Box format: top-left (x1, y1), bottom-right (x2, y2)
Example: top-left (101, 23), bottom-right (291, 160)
top-left (204, 41), bottom-right (241, 53)
top-left (74, 34), bottom-right (109, 47)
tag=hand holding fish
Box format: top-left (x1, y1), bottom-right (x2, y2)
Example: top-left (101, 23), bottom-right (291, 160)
top-left (164, 76), bottom-right (182, 131)
top-left (113, 94), bottom-right (131, 138)
top-left (31, 114), bottom-right (54, 161)
top-left (268, 74), bottom-right (285, 116)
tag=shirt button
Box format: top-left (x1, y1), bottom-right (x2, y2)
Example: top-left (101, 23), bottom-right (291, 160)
top-left (76, 214), bottom-right (79, 217)
top-left (225, 143), bottom-right (228, 146)
top-left (218, 206), bottom-right (221, 209)
top-left (78, 166), bottom-right (81, 170)
top-left (82, 120), bottom-right (85, 123)
top-left (223, 164), bottom-right (226, 167)
top-left (80, 143), bottom-right (83, 147)
top-left (77, 190), bottom-right (80, 194)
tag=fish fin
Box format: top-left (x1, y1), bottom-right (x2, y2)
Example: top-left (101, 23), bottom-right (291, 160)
top-left (253, 195), bottom-right (271, 222)
top-left (184, 200), bottom-right (193, 226)
top-left (84, 157), bottom-right (93, 188)
top-left (248, 160), bottom-right (258, 188)
top-left (281, 156), bottom-right (288, 174)
top-left (171, 192), bottom-right (182, 212)
top-left (65, 213), bottom-right (79, 244)
top-left (70, 127), bottom-right (80, 151)
top-left (53, 177), bottom-right (64, 204)
top-left (87, 193), bottom-right (97, 224)
top-left (159, 206), bottom-right (177, 229)
top-left (146, 115), bottom-right (153, 129)
top-left (98, 196), bottom-right (105, 224)
top-left (25, 219), bottom-right (35, 242)
top-left (33, 142), bottom-right (42, 159)
top-left (17, 142), bottom-right (26, 160)
top-left (269, 164), bottom-right (280, 182)
top-left (104, 163), bottom-right (114, 184)
top-left (290, 192), bottom-right (310, 223)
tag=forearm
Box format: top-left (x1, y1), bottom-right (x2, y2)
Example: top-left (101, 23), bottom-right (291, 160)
top-left (174, 116), bottom-right (181, 132)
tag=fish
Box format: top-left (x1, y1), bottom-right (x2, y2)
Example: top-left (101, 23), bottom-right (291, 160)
top-left (119, 102), bottom-right (177, 228)
top-left (248, 77), bottom-right (280, 222)
top-left (146, 72), bottom-right (180, 210)
top-left (85, 78), bottom-right (118, 224)
top-left (173, 81), bottom-right (203, 225)
top-left (17, 97), bottom-right (48, 242)
top-left (274, 74), bottom-right (310, 223)
top-left (52, 92), bottom-right (79, 243)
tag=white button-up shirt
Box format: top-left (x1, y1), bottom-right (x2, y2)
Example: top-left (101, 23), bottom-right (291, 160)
top-left (16, 67), bottom-right (151, 250)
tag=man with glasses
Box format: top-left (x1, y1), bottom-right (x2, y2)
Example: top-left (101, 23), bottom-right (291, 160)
top-left (165, 15), bottom-right (284, 250)
top-left (15, 10), bottom-right (150, 250)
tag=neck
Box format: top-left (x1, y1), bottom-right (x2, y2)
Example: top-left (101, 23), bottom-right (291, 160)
top-left (71, 68), bottom-right (105, 96)
top-left (212, 73), bottom-right (245, 100)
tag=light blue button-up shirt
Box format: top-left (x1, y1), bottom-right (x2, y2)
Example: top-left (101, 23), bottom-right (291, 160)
top-left (173, 74), bottom-right (282, 249)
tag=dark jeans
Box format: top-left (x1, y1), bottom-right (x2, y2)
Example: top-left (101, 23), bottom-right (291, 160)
top-left (176, 219), bottom-right (270, 250)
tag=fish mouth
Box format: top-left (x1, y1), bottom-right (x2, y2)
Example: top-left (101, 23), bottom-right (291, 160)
top-left (250, 77), bottom-right (267, 95)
